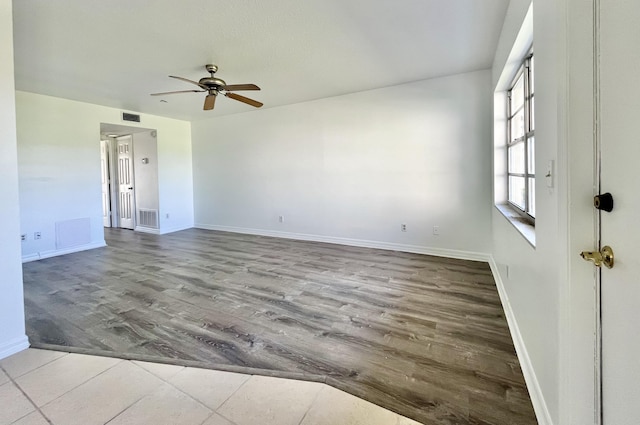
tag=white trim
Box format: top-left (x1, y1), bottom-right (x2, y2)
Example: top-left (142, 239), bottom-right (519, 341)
top-left (135, 226), bottom-right (160, 235)
top-left (22, 240), bottom-right (107, 263)
top-left (488, 256), bottom-right (553, 425)
top-left (494, 204), bottom-right (536, 247)
top-left (159, 224), bottom-right (194, 235)
top-left (0, 335), bottom-right (30, 360)
top-left (195, 224), bottom-right (490, 262)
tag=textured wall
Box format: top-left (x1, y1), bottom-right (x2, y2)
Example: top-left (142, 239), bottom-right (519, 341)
top-left (192, 70), bottom-right (493, 256)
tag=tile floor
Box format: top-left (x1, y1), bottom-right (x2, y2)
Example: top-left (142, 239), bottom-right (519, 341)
top-left (0, 349), bottom-right (421, 425)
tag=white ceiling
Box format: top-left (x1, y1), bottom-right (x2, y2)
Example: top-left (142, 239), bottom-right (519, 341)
top-left (12, 0), bottom-right (509, 122)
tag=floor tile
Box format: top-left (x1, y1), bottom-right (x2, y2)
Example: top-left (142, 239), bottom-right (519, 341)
top-left (16, 353), bottom-right (121, 406)
top-left (300, 385), bottom-right (398, 425)
top-left (132, 360), bottom-right (184, 381)
top-left (0, 382), bottom-right (35, 425)
top-left (0, 369), bottom-right (8, 386)
top-left (201, 413), bottom-right (236, 425)
top-left (108, 383), bottom-right (211, 425)
top-left (41, 361), bottom-right (163, 425)
top-left (0, 349), bottom-right (66, 379)
top-left (169, 367), bottom-right (249, 410)
top-left (218, 375), bottom-right (323, 425)
top-left (11, 411), bottom-right (49, 425)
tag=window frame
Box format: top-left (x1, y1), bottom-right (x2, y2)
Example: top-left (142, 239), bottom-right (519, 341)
top-left (506, 50), bottom-right (535, 224)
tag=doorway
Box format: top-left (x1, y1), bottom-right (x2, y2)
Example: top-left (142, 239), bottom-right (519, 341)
top-left (100, 123), bottom-right (160, 233)
top-left (100, 135), bottom-right (135, 230)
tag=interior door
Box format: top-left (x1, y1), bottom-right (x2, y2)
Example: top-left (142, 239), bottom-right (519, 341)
top-left (116, 135), bottom-right (135, 230)
top-left (598, 2), bottom-right (640, 423)
top-left (100, 140), bottom-right (111, 227)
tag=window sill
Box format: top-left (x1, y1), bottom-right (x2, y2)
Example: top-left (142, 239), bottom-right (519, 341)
top-left (495, 203), bottom-right (536, 247)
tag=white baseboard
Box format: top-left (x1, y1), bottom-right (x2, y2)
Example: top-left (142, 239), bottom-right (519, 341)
top-left (0, 335), bottom-right (30, 360)
top-left (159, 224), bottom-right (194, 235)
top-left (488, 256), bottom-right (553, 425)
top-left (195, 224), bottom-right (490, 262)
top-left (22, 240), bottom-right (107, 263)
top-left (135, 226), bottom-right (160, 234)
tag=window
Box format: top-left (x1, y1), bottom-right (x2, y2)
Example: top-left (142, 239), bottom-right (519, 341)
top-left (507, 52), bottom-right (535, 221)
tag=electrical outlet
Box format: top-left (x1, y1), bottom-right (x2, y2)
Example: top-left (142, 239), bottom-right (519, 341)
top-left (21, 234), bottom-right (26, 241)
top-left (433, 226), bottom-right (440, 235)
top-left (34, 231), bottom-right (42, 240)
top-left (401, 224), bottom-right (407, 232)
top-left (279, 215), bottom-right (285, 223)
top-left (165, 213), bottom-right (170, 219)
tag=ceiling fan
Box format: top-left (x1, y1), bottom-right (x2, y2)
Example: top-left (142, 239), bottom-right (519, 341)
top-left (151, 64), bottom-right (263, 110)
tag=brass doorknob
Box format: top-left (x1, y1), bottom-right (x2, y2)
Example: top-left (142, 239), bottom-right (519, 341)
top-left (580, 246), bottom-right (615, 269)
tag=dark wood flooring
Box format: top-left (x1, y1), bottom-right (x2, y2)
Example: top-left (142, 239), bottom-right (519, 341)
top-left (22, 228), bottom-right (536, 425)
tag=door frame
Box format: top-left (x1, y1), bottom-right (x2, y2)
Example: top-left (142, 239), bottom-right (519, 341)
top-left (102, 135), bottom-right (136, 230)
top-left (100, 139), bottom-right (113, 227)
top-left (559, 0), bottom-right (601, 423)
top-left (106, 137), bottom-right (120, 228)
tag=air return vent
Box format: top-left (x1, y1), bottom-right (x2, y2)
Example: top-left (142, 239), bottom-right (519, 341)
top-left (122, 112), bottom-right (141, 123)
top-left (138, 209), bottom-right (158, 229)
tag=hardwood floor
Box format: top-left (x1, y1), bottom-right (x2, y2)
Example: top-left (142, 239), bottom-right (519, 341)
top-left (22, 228), bottom-right (537, 425)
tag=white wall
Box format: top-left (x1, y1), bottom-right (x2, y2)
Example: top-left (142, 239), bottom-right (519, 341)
top-left (491, 1), bottom-right (560, 422)
top-left (490, 0), bottom-right (591, 424)
top-left (0, 0), bottom-right (29, 358)
top-left (16, 92), bottom-right (194, 260)
top-left (132, 130), bottom-right (160, 228)
top-left (192, 70), bottom-right (493, 258)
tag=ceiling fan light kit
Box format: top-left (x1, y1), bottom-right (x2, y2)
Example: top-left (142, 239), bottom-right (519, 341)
top-left (150, 64), bottom-right (263, 111)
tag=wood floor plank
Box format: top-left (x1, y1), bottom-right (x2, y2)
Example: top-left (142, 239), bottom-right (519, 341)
top-left (22, 228), bottom-right (536, 424)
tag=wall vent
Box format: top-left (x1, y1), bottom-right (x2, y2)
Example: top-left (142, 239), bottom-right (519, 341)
top-left (138, 209), bottom-right (159, 228)
top-left (122, 112), bottom-right (141, 123)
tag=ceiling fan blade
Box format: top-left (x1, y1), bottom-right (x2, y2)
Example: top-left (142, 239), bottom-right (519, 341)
top-left (204, 94), bottom-right (216, 110)
top-left (225, 92), bottom-right (263, 108)
top-left (150, 89), bottom-right (205, 96)
top-left (223, 84), bottom-right (261, 91)
top-left (169, 75), bottom-right (209, 90)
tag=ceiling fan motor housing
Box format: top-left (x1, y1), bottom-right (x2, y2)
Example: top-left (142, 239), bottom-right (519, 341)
top-left (198, 77), bottom-right (227, 91)
top-left (199, 64), bottom-right (225, 91)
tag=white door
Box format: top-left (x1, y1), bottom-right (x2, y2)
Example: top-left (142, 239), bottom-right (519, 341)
top-left (116, 136), bottom-right (135, 230)
top-left (100, 140), bottom-right (111, 227)
top-left (598, 2), bottom-right (640, 423)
